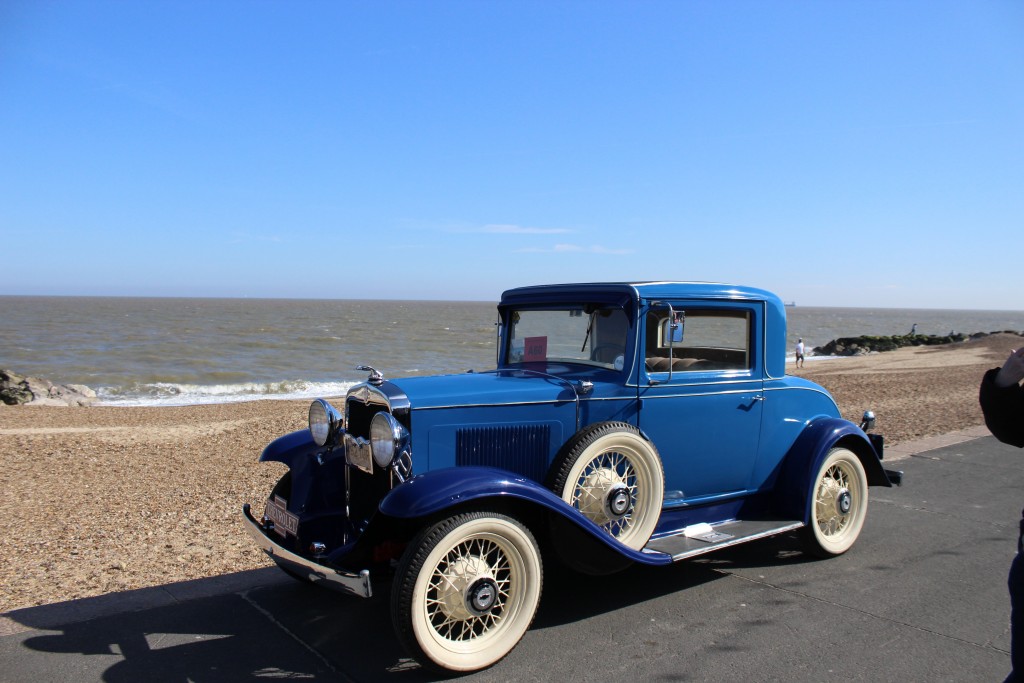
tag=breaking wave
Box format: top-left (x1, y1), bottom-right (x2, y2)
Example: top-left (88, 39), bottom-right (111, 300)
top-left (96, 379), bottom-right (357, 407)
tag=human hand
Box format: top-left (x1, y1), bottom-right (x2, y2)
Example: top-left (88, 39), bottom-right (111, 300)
top-left (995, 348), bottom-right (1024, 388)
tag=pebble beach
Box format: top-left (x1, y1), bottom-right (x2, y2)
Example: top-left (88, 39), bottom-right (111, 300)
top-left (0, 333), bottom-right (1017, 614)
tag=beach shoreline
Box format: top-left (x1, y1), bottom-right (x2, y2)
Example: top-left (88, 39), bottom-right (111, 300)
top-left (0, 334), bottom-right (1015, 614)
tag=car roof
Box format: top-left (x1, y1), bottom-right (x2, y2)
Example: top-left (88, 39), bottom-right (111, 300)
top-left (499, 281), bottom-right (779, 306)
top-left (499, 281), bottom-right (789, 379)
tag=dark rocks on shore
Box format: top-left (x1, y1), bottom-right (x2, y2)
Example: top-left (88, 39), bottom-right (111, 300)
top-left (812, 330), bottom-right (1024, 357)
top-left (0, 369), bottom-right (96, 406)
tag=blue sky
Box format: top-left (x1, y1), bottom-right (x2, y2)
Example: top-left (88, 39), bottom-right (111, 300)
top-left (2, 1), bottom-right (1021, 309)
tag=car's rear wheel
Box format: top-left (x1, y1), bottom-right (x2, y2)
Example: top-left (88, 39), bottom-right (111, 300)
top-left (802, 447), bottom-right (869, 557)
top-left (548, 422), bottom-right (664, 550)
top-left (391, 512), bottom-right (542, 673)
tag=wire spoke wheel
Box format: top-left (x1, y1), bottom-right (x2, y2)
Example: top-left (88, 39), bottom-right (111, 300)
top-left (803, 447), bottom-right (868, 557)
top-left (815, 464), bottom-right (851, 536)
top-left (426, 536), bottom-right (510, 639)
top-left (549, 422), bottom-right (664, 550)
top-left (392, 512), bottom-right (542, 673)
top-left (571, 450), bottom-right (639, 537)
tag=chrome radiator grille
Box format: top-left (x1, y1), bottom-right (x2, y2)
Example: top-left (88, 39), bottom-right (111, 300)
top-left (345, 398), bottom-right (385, 439)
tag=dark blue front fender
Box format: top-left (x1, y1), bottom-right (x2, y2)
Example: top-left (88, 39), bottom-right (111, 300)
top-left (260, 429), bottom-right (319, 467)
top-left (379, 466), bottom-right (671, 566)
top-left (775, 417), bottom-right (889, 523)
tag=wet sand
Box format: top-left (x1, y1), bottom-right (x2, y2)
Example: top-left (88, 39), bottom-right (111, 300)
top-left (0, 334), bottom-right (1015, 613)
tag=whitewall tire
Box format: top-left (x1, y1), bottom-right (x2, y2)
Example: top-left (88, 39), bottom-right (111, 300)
top-left (391, 512), bottom-right (543, 673)
top-left (549, 422), bottom-right (664, 550)
top-left (802, 447), bottom-right (869, 557)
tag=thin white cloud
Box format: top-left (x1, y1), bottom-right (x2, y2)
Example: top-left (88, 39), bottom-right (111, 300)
top-left (515, 243), bottom-right (633, 255)
top-left (451, 223), bottom-right (573, 235)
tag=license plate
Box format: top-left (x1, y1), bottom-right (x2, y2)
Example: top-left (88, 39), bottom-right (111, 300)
top-left (265, 495), bottom-right (299, 537)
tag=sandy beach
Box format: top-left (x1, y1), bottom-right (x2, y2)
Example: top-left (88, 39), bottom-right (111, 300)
top-left (0, 334), bottom-right (1017, 614)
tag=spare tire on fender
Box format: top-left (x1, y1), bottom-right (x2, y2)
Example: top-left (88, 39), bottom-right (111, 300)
top-left (547, 421), bottom-right (664, 551)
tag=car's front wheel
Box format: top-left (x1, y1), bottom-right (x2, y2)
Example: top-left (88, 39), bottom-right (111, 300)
top-left (802, 447), bottom-right (869, 557)
top-left (391, 511), bottom-right (543, 673)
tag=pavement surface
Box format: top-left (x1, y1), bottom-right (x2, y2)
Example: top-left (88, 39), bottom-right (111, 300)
top-left (1, 430), bottom-right (1019, 682)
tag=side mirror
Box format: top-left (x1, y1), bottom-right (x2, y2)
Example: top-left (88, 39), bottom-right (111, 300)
top-left (662, 312), bottom-right (685, 345)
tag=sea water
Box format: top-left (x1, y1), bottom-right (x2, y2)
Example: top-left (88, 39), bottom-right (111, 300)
top-left (2, 296), bottom-right (1021, 407)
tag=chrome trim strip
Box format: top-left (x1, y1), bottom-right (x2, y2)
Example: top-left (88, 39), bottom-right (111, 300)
top-left (762, 383), bottom-right (840, 407)
top-left (762, 384), bottom-right (832, 395)
top-left (627, 376), bottom-right (759, 389)
top-left (414, 396), bottom-right (633, 411)
top-left (639, 388), bottom-right (763, 400)
top-left (242, 504), bottom-right (372, 598)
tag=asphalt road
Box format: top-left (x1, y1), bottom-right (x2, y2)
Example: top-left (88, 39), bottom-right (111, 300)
top-left (2, 436), bottom-right (1020, 682)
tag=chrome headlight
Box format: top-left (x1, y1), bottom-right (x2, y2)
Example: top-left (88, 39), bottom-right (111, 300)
top-left (370, 412), bottom-right (408, 468)
top-left (309, 398), bottom-right (343, 447)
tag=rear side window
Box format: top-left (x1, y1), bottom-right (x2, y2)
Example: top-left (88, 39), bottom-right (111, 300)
top-left (645, 308), bottom-right (750, 373)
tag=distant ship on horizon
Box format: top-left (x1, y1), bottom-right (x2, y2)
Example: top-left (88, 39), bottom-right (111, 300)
top-left (785, 301), bottom-right (796, 307)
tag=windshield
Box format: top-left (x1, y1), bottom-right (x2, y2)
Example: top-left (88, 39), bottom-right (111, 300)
top-left (505, 306), bottom-right (630, 371)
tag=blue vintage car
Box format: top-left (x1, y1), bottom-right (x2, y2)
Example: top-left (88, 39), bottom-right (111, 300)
top-left (242, 282), bottom-right (902, 673)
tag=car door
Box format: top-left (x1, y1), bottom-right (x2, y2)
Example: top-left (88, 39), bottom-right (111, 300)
top-left (637, 300), bottom-right (764, 505)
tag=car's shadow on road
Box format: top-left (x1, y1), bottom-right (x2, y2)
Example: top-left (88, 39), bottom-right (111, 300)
top-left (6, 569), bottom-right (353, 682)
top-left (6, 536), bottom-right (823, 682)
top-left (535, 530), bottom-right (822, 625)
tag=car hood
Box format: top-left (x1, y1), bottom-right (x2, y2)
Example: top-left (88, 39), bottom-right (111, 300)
top-left (390, 370), bottom-right (579, 410)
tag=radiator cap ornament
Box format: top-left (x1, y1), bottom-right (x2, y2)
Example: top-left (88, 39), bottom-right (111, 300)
top-left (356, 365), bottom-right (385, 386)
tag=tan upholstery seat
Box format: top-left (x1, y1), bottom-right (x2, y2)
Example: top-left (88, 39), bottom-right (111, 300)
top-left (645, 357), bottom-right (700, 372)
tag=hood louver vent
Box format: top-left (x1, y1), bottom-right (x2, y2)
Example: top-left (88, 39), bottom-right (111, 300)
top-left (456, 424), bottom-right (551, 482)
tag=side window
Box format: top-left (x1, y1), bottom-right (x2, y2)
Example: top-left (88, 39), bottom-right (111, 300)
top-left (645, 308), bottom-right (751, 373)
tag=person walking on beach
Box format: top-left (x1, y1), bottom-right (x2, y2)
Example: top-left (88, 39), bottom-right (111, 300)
top-left (979, 347), bottom-right (1024, 681)
top-left (795, 338), bottom-right (805, 368)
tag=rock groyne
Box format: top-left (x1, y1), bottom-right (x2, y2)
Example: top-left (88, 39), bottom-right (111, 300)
top-left (813, 330), bottom-right (1023, 357)
top-left (0, 369), bottom-right (97, 406)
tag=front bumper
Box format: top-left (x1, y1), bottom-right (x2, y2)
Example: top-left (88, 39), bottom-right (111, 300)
top-left (242, 504), bottom-right (372, 598)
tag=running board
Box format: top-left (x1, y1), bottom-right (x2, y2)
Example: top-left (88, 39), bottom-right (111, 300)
top-left (643, 519), bottom-right (805, 561)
